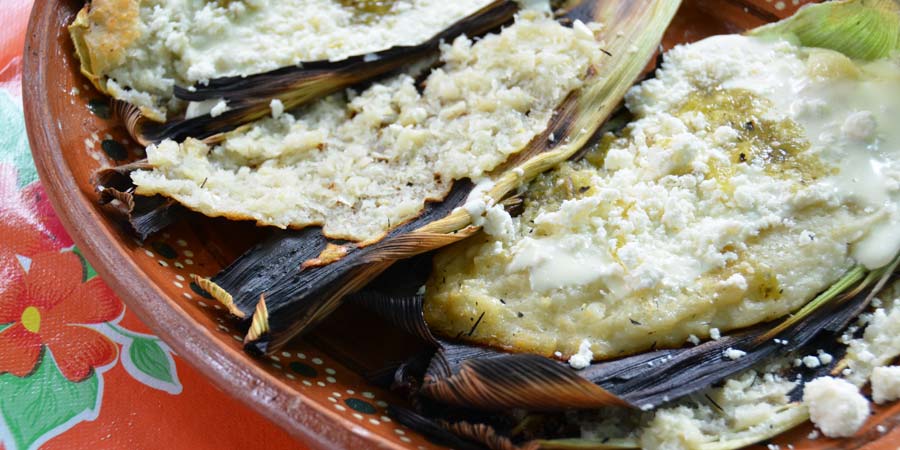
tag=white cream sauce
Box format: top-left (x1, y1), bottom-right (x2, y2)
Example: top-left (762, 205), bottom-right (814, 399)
top-left (710, 37), bottom-right (900, 269)
top-left (806, 72), bottom-right (900, 269)
top-left (507, 233), bottom-right (623, 292)
top-left (783, 58), bottom-right (900, 268)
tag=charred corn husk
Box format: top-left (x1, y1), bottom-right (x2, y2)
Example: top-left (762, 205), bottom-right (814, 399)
top-left (94, 160), bottom-right (182, 240)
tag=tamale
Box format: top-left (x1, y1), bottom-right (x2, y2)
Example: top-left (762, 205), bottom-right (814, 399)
top-left (425, 22), bottom-right (900, 360)
top-left (339, 255), bottom-right (894, 408)
top-left (391, 265), bottom-right (897, 449)
top-left (135, 2), bottom-right (521, 143)
top-left (68, 0), bottom-right (510, 123)
top-left (131, 11), bottom-right (607, 242)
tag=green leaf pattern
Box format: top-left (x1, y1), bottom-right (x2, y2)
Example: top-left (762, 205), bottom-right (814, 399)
top-left (129, 338), bottom-right (174, 383)
top-left (72, 247), bottom-right (98, 281)
top-left (120, 335), bottom-right (182, 394)
top-left (0, 354), bottom-right (101, 450)
top-left (0, 319), bottom-right (183, 450)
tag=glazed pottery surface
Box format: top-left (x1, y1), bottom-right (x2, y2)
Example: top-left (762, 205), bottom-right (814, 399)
top-left (23, 0), bottom-right (900, 448)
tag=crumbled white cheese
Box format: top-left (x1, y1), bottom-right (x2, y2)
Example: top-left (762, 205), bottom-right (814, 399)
top-left (464, 198), bottom-right (488, 227)
top-left (184, 98), bottom-right (222, 120)
top-left (462, 178), bottom-right (495, 227)
top-left (482, 204), bottom-right (515, 241)
top-left (269, 99), bottom-right (284, 119)
top-left (843, 284), bottom-right (900, 386)
top-left (572, 20), bottom-right (594, 40)
top-left (639, 369), bottom-right (798, 449)
top-left (710, 328), bottom-right (721, 340)
top-left (568, 339), bottom-right (593, 370)
top-left (722, 273), bottom-right (748, 291)
top-left (209, 99), bottom-right (229, 118)
top-left (723, 348), bottom-right (747, 360)
top-left (802, 355), bottom-right (821, 369)
top-left (871, 365), bottom-right (900, 404)
top-left (816, 350), bottom-right (833, 365)
top-left (803, 376), bottom-right (869, 438)
top-left (687, 334), bottom-right (700, 346)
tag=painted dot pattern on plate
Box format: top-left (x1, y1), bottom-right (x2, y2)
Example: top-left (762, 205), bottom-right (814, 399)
top-left (132, 232), bottom-right (438, 448)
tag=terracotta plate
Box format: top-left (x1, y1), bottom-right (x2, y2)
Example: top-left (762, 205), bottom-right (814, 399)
top-left (22, 0), bottom-right (900, 448)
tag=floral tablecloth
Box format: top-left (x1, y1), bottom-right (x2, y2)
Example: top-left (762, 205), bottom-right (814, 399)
top-left (0, 3), bottom-right (305, 449)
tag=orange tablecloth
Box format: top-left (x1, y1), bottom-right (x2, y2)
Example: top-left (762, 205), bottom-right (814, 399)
top-left (0, 3), bottom-right (305, 449)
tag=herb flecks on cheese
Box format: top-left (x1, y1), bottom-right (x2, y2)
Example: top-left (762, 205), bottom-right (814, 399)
top-left (425, 35), bottom-right (900, 359)
top-left (132, 13), bottom-right (604, 241)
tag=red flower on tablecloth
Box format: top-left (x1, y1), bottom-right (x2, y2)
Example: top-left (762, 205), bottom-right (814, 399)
top-left (0, 163), bottom-right (60, 256)
top-left (22, 181), bottom-right (75, 249)
top-left (0, 250), bottom-right (122, 381)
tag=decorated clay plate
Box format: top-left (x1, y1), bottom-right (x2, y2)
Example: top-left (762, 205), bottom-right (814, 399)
top-left (22, 0), bottom-right (900, 448)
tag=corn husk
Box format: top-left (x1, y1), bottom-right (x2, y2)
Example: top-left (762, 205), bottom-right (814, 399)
top-left (193, 180), bottom-right (474, 353)
top-left (70, 1), bottom-right (518, 144)
top-left (748, 0), bottom-right (900, 59)
top-left (389, 406), bottom-right (499, 450)
top-left (94, 160), bottom-right (182, 240)
top-left (350, 290), bottom-right (440, 347)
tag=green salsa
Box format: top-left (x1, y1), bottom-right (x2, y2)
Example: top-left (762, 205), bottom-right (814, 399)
top-left (337, 0), bottom-right (397, 23)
